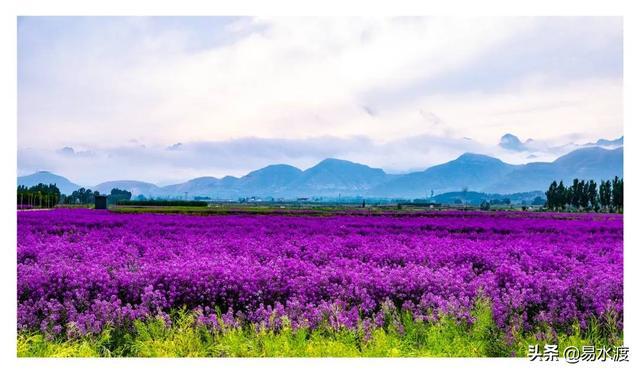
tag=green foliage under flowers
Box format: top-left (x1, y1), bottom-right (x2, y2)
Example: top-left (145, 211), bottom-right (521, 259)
top-left (17, 298), bottom-right (622, 358)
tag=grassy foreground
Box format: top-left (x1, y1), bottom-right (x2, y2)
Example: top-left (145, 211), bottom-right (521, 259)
top-left (17, 300), bottom-right (622, 357)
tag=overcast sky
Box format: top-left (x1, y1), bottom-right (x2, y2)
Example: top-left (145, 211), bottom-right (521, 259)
top-left (18, 17), bottom-right (623, 185)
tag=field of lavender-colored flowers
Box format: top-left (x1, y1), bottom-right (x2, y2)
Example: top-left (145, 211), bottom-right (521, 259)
top-left (18, 209), bottom-right (622, 342)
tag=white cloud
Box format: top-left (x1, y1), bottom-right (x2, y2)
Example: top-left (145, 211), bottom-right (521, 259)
top-left (18, 130), bottom-right (614, 187)
top-left (18, 17), bottom-right (622, 183)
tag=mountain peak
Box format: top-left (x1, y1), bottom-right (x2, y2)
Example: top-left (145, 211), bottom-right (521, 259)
top-left (265, 164), bottom-right (301, 170)
top-left (553, 146), bottom-right (622, 165)
top-left (248, 164), bottom-right (302, 174)
top-left (316, 158), bottom-right (354, 166)
top-left (308, 158), bottom-right (387, 175)
top-left (313, 158), bottom-right (384, 170)
top-left (17, 171), bottom-right (81, 194)
top-left (584, 136), bottom-right (624, 147)
top-left (293, 158), bottom-right (387, 195)
top-left (456, 153), bottom-right (502, 163)
top-left (187, 176), bottom-right (218, 183)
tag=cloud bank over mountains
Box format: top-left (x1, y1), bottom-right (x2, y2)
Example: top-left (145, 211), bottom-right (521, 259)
top-left (18, 17), bottom-right (622, 184)
top-left (18, 132), bottom-right (622, 186)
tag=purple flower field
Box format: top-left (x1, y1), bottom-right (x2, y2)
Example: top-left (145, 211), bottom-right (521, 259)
top-left (17, 209), bottom-right (622, 338)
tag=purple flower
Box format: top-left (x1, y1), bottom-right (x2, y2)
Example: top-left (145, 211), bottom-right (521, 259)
top-left (17, 209), bottom-right (623, 337)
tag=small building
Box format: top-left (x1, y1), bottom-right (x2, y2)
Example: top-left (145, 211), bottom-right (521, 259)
top-left (95, 195), bottom-right (108, 210)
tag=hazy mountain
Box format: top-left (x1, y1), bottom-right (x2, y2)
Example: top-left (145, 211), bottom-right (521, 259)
top-left (214, 176), bottom-right (242, 199)
top-left (17, 171), bottom-right (81, 194)
top-left (158, 160), bottom-right (386, 198)
top-left (372, 153), bottom-right (519, 198)
top-left (94, 180), bottom-right (163, 197)
top-left (162, 176), bottom-right (242, 199)
top-left (284, 158), bottom-right (390, 197)
top-left (162, 177), bottom-right (219, 195)
top-left (17, 146), bottom-right (623, 199)
top-left (498, 134), bottom-right (622, 165)
top-left (238, 164), bottom-right (302, 196)
top-left (584, 136), bottom-right (623, 147)
top-left (486, 147), bottom-right (623, 193)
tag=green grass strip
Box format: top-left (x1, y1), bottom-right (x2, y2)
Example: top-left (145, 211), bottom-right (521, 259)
top-left (17, 298), bottom-right (622, 357)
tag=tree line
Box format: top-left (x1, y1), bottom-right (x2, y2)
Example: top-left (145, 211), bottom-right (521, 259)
top-left (17, 183), bottom-right (61, 209)
top-left (545, 177), bottom-right (623, 212)
top-left (60, 187), bottom-right (132, 204)
top-left (62, 187), bottom-right (99, 204)
top-left (18, 185), bottom-right (132, 208)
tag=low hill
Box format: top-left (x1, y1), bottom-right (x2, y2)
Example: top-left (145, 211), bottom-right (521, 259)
top-left (94, 180), bottom-right (163, 197)
top-left (17, 171), bottom-right (81, 194)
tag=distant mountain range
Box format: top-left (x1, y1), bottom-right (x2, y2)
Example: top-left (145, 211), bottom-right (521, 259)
top-left (584, 136), bottom-right (624, 147)
top-left (498, 133), bottom-right (623, 156)
top-left (17, 146), bottom-right (623, 199)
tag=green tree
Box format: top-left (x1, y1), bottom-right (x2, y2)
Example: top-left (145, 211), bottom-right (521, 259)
top-left (545, 181), bottom-right (558, 210)
top-left (599, 180), bottom-right (609, 211)
top-left (480, 200), bottom-right (490, 211)
top-left (556, 181), bottom-right (567, 210)
top-left (568, 179), bottom-right (579, 209)
top-left (587, 180), bottom-right (598, 210)
top-left (17, 183), bottom-right (61, 209)
top-left (108, 188), bottom-right (132, 204)
top-left (612, 176), bottom-right (623, 212)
